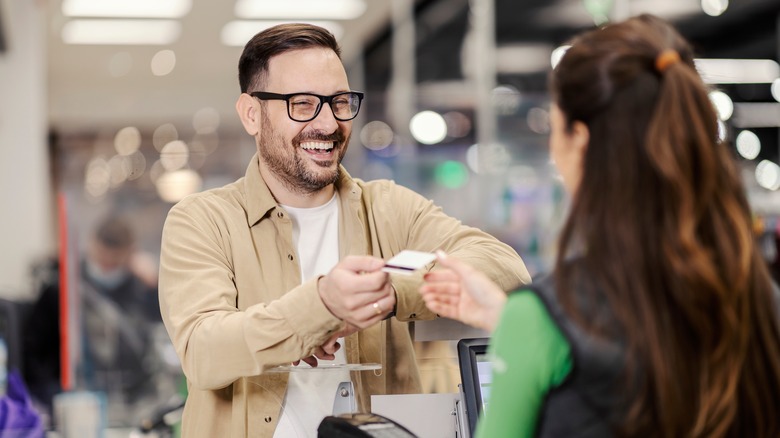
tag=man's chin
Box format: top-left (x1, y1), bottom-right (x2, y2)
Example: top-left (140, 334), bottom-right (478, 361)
top-left (312, 159), bottom-right (336, 169)
top-left (299, 161), bottom-right (338, 186)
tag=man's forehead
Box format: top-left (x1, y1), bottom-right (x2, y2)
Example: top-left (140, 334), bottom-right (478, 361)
top-left (265, 47), bottom-right (348, 91)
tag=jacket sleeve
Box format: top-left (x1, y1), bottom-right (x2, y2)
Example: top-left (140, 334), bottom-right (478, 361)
top-left (376, 182), bottom-right (531, 322)
top-left (158, 197), bottom-right (342, 390)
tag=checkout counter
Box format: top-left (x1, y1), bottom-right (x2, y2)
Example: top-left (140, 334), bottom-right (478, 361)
top-left (320, 318), bottom-right (490, 438)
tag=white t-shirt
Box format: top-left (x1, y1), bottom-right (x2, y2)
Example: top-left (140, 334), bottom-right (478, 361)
top-left (273, 193), bottom-right (350, 438)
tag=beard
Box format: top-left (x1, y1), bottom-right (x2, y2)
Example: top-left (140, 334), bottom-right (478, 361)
top-left (258, 111), bottom-right (350, 195)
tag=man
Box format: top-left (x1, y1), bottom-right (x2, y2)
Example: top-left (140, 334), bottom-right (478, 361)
top-left (24, 215), bottom-right (162, 425)
top-left (158, 23), bottom-right (529, 437)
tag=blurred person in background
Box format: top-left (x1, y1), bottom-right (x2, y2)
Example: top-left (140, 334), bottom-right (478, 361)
top-left (158, 23), bottom-right (529, 438)
top-left (420, 14), bottom-right (780, 438)
top-left (23, 215), bottom-right (166, 427)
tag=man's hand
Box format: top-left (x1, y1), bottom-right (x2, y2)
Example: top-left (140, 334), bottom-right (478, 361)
top-left (293, 323), bottom-right (360, 367)
top-left (318, 255), bottom-right (396, 329)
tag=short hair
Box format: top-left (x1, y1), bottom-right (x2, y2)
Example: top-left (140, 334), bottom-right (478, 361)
top-left (94, 216), bottom-right (134, 249)
top-left (238, 23), bottom-right (342, 93)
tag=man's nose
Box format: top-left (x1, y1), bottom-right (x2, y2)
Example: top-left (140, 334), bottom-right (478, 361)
top-left (309, 102), bottom-right (340, 133)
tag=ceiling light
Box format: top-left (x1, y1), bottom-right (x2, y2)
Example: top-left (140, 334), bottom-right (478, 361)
top-left (62, 20), bottom-right (181, 45)
top-left (695, 58), bottom-right (780, 84)
top-left (234, 0), bottom-right (366, 20)
top-left (62, 0), bottom-right (191, 18)
top-left (221, 20), bottom-right (344, 47)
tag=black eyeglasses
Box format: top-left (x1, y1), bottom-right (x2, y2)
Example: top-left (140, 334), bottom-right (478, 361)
top-left (250, 91), bottom-right (364, 122)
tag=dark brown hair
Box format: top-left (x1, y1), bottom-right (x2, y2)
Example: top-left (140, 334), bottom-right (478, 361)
top-left (238, 23), bottom-right (342, 93)
top-left (94, 215), bottom-right (134, 249)
top-left (550, 14), bottom-right (780, 437)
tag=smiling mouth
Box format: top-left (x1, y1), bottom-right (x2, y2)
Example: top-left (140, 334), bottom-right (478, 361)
top-left (300, 141), bottom-right (336, 156)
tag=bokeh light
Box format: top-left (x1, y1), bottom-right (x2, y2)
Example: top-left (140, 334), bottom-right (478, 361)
top-left (443, 111), bottom-right (471, 138)
top-left (550, 45), bottom-right (570, 69)
top-left (755, 160), bottom-right (780, 190)
top-left (492, 85), bottom-right (522, 115)
top-left (717, 120), bottom-right (728, 144)
top-left (735, 130), bottom-right (761, 160)
top-left (709, 90), bottom-right (733, 121)
top-left (701, 0), bottom-right (728, 16)
top-left (124, 151), bottom-right (147, 180)
top-left (410, 111), bottom-right (447, 145)
top-left (155, 169), bottom-right (202, 202)
top-left (526, 107), bottom-right (550, 134)
top-left (114, 126), bottom-right (141, 156)
top-left (434, 161), bottom-right (469, 189)
top-left (193, 107), bottom-right (221, 134)
top-left (151, 49), bottom-right (176, 76)
top-left (360, 120), bottom-right (394, 150)
top-left (153, 123), bottom-right (178, 151)
top-left (466, 143), bottom-right (511, 174)
top-left (771, 78), bottom-right (780, 103)
top-left (84, 157), bottom-right (111, 199)
top-left (191, 131), bottom-right (220, 156)
top-left (160, 140), bottom-right (190, 171)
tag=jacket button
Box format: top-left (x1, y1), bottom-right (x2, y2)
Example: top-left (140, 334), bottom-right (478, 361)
top-left (409, 313), bottom-right (416, 318)
top-left (264, 416), bottom-right (272, 423)
top-left (277, 211), bottom-right (284, 218)
top-left (287, 254), bottom-right (294, 261)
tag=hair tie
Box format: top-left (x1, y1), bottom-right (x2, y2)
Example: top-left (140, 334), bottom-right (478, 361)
top-left (655, 49), bottom-right (680, 73)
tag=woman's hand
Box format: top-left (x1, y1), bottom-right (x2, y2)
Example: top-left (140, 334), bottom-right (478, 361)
top-left (419, 251), bottom-right (507, 332)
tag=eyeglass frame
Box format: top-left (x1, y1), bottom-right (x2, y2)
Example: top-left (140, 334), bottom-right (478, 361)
top-left (249, 91), bottom-right (365, 122)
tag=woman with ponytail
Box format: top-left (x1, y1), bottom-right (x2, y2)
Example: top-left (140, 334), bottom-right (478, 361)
top-left (421, 14), bottom-right (780, 437)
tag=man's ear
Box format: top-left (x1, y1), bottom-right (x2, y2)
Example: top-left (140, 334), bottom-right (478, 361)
top-left (236, 93), bottom-right (260, 136)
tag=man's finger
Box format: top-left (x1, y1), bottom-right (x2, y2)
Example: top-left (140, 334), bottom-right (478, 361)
top-left (301, 356), bottom-right (318, 367)
top-left (322, 339), bottom-right (341, 355)
top-left (338, 255), bottom-right (386, 273)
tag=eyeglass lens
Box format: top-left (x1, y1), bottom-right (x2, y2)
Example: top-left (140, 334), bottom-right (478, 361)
top-left (289, 93), bottom-right (361, 122)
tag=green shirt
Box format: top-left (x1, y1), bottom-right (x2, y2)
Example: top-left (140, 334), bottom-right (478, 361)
top-left (476, 290), bottom-right (573, 438)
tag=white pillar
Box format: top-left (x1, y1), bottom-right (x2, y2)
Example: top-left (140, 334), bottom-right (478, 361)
top-left (388, 0), bottom-right (416, 140)
top-left (0, 0), bottom-right (52, 298)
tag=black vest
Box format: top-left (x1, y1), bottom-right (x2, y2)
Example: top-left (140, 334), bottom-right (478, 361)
top-left (523, 273), bottom-right (627, 437)
top-left (523, 270), bottom-right (780, 437)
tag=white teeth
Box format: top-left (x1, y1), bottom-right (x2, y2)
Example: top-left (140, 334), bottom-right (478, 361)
top-left (300, 141), bottom-right (334, 151)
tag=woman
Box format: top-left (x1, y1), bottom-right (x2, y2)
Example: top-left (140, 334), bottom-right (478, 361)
top-left (421, 14), bottom-right (780, 437)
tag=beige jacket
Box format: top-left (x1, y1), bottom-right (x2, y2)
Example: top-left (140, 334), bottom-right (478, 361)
top-left (159, 154), bottom-right (530, 437)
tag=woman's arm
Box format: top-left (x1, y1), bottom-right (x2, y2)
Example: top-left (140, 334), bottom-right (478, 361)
top-left (476, 291), bottom-right (572, 438)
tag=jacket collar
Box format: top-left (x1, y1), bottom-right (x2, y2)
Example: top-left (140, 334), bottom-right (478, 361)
top-left (243, 152), bottom-right (362, 226)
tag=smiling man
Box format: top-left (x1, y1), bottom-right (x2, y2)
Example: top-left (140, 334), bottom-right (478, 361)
top-left (158, 23), bottom-right (529, 438)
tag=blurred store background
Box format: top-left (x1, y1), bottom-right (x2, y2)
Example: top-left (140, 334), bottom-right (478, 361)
top-left (0, 0), bottom-right (779, 434)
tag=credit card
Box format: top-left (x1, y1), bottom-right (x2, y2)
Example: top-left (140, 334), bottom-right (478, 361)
top-left (382, 250), bottom-right (437, 275)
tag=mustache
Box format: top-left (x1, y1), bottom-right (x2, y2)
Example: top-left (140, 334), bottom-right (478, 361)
top-left (294, 130), bottom-right (346, 145)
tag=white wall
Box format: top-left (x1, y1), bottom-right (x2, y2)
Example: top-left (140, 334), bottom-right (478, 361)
top-left (0, 0), bottom-right (52, 299)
